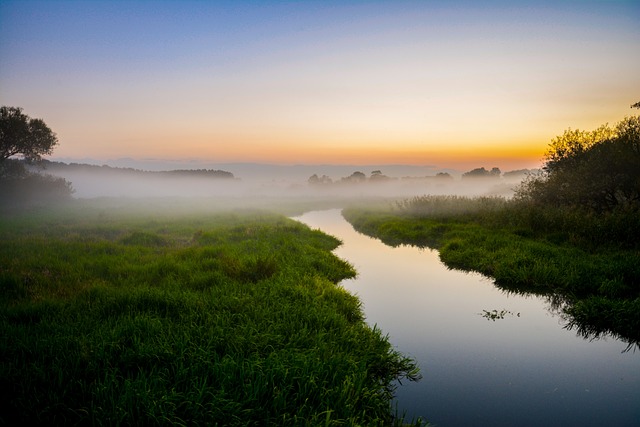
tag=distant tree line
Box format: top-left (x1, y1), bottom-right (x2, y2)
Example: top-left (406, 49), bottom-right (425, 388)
top-left (308, 170), bottom-right (388, 185)
top-left (308, 167), bottom-right (539, 186)
top-left (308, 170), bottom-right (453, 186)
top-left (1, 106), bottom-right (237, 208)
top-left (41, 161), bottom-right (235, 179)
top-left (462, 167), bottom-right (501, 179)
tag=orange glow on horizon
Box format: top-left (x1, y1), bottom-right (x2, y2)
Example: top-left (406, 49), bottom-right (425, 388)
top-left (3, 1), bottom-right (638, 172)
top-left (53, 127), bottom-right (546, 171)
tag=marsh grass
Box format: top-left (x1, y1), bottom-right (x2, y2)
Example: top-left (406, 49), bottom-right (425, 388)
top-left (0, 201), bottom-right (423, 426)
top-left (343, 196), bottom-right (640, 347)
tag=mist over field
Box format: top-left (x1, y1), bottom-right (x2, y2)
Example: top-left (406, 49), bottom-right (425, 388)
top-left (41, 159), bottom-right (530, 200)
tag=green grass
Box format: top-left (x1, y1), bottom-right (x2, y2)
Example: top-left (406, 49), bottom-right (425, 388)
top-left (0, 200), bottom-right (423, 426)
top-left (343, 196), bottom-right (640, 348)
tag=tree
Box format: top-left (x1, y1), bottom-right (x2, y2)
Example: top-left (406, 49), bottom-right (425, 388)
top-left (542, 125), bottom-right (614, 175)
top-left (369, 170), bottom-right (390, 181)
top-left (341, 171), bottom-right (366, 183)
top-left (308, 174), bottom-right (332, 185)
top-left (1, 106), bottom-right (58, 164)
top-left (516, 116), bottom-right (640, 211)
top-left (435, 172), bottom-right (453, 179)
top-left (462, 167), bottom-right (500, 179)
top-left (0, 107), bottom-right (72, 205)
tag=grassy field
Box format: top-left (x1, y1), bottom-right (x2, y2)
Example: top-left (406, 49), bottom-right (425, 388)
top-left (343, 196), bottom-right (640, 349)
top-left (0, 199), bottom-right (421, 426)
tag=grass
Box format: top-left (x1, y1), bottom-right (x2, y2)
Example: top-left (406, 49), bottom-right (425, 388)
top-left (0, 200), bottom-right (423, 426)
top-left (343, 196), bottom-right (640, 348)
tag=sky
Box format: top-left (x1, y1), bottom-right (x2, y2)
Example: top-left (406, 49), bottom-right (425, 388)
top-left (1, 0), bottom-right (639, 171)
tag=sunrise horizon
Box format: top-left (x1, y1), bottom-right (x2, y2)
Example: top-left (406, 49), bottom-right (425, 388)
top-left (2, 1), bottom-right (638, 172)
top-left (47, 134), bottom-right (547, 171)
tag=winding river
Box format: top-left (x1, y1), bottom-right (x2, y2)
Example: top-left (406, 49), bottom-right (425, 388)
top-left (293, 209), bottom-right (640, 427)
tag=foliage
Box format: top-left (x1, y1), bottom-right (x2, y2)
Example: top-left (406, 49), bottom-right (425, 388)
top-left (516, 116), bottom-right (640, 212)
top-left (308, 170), bottom-right (395, 186)
top-left (0, 203), bottom-right (423, 426)
top-left (461, 167), bottom-right (501, 179)
top-left (0, 108), bottom-right (73, 206)
top-left (308, 173), bottom-right (333, 185)
top-left (0, 106), bottom-right (58, 163)
top-left (342, 171), bottom-right (367, 183)
top-left (394, 195), bottom-right (508, 220)
top-left (0, 160), bottom-right (74, 208)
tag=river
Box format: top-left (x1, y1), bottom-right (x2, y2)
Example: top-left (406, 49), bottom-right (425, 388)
top-left (292, 209), bottom-right (640, 427)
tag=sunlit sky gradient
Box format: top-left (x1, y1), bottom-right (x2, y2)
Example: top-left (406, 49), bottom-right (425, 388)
top-left (1, 0), bottom-right (639, 170)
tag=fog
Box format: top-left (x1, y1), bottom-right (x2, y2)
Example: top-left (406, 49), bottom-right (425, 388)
top-left (41, 161), bottom-right (530, 201)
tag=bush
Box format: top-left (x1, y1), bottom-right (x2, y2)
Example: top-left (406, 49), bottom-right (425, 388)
top-left (0, 160), bottom-right (74, 208)
top-left (0, 173), bottom-right (74, 207)
top-left (515, 116), bottom-right (640, 212)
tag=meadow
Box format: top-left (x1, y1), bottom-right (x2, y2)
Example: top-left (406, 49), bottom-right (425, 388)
top-left (0, 199), bottom-right (421, 426)
top-left (343, 195), bottom-right (640, 348)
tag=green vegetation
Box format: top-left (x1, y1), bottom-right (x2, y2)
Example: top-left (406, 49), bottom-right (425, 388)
top-left (1, 106), bottom-right (74, 206)
top-left (0, 201), bottom-right (421, 426)
top-left (1, 106), bottom-right (58, 164)
top-left (343, 115), bottom-right (640, 349)
top-left (517, 115), bottom-right (640, 212)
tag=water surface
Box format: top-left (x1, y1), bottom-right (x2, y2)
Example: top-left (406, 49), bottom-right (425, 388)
top-left (293, 209), bottom-right (640, 427)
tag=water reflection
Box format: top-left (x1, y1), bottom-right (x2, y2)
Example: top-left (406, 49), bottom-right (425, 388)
top-left (293, 209), bottom-right (640, 427)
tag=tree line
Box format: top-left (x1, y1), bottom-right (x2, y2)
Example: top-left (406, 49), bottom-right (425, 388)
top-left (0, 106), bottom-right (235, 206)
top-left (42, 161), bottom-right (235, 179)
top-left (308, 170), bottom-right (453, 186)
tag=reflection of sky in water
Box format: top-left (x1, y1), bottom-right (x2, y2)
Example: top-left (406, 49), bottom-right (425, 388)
top-left (294, 209), bottom-right (640, 427)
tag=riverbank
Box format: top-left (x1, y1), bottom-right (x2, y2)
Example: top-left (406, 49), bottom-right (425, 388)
top-left (296, 208), bottom-right (640, 427)
top-left (0, 200), bottom-right (421, 426)
top-left (342, 197), bottom-right (640, 348)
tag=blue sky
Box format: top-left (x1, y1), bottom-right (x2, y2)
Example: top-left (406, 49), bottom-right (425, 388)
top-left (1, 0), bottom-right (639, 169)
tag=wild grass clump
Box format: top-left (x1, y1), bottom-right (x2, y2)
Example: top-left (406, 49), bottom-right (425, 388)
top-left (0, 202), bottom-right (423, 426)
top-left (395, 195), bottom-right (508, 221)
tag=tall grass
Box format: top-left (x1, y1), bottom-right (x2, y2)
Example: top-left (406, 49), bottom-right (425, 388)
top-left (0, 201), bottom-right (423, 426)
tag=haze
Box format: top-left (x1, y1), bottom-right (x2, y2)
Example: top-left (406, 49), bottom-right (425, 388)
top-left (39, 162), bottom-right (526, 199)
top-left (1, 1), bottom-right (639, 172)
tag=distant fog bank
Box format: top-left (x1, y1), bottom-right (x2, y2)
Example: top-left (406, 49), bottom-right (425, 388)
top-left (43, 158), bottom-right (535, 199)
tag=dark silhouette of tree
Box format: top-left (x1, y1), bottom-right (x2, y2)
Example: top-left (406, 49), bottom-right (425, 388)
top-left (435, 172), bottom-right (453, 179)
top-left (1, 106), bottom-right (58, 164)
top-left (631, 101), bottom-right (640, 109)
top-left (341, 171), bottom-right (367, 183)
top-left (308, 174), bottom-right (333, 185)
top-left (0, 107), bottom-right (73, 205)
top-left (308, 174), bottom-right (320, 185)
top-left (516, 116), bottom-right (640, 211)
top-left (462, 167), bottom-right (501, 179)
top-left (369, 170), bottom-right (390, 182)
